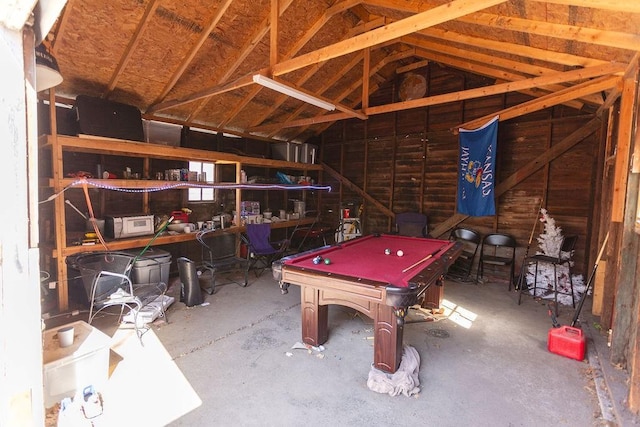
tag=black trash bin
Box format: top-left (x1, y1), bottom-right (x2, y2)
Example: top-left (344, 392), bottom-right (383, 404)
top-left (177, 257), bottom-right (204, 307)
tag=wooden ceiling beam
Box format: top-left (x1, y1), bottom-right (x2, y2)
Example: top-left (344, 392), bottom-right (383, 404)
top-left (419, 27), bottom-right (607, 69)
top-left (272, 0), bottom-right (507, 77)
top-left (363, 63), bottom-right (622, 117)
top-left (413, 47), bottom-right (589, 109)
top-left (147, 70), bottom-right (263, 113)
top-left (253, 48), bottom-right (414, 135)
top-left (404, 36), bottom-right (603, 106)
top-left (529, 0), bottom-right (640, 14)
top-left (366, 0), bottom-right (640, 15)
top-left (396, 59), bottom-right (429, 74)
top-left (265, 52), bottom-right (366, 137)
top-left (191, 0), bottom-right (296, 124)
top-left (103, 0), bottom-right (160, 98)
top-left (151, 0), bottom-right (235, 106)
top-left (216, 0), bottom-right (361, 128)
top-left (284, 47), bottom-right (413, 139)
top-left (458, 74), bottom-right (620, 131)
top-left (460, 12), bottom-right (640, 51)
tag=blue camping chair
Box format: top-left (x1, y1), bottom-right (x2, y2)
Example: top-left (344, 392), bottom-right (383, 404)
top-left (243, 223), bottom-right (290, 277)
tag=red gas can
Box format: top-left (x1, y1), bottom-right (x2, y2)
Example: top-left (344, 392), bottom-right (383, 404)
top-left (547, 326), bottom-right (586, 361)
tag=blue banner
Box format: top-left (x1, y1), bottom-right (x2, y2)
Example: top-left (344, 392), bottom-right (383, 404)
top-left (457, 116), bottom-right (498, 217)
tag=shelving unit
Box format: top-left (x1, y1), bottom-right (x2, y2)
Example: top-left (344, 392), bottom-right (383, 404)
top-left (335, 202), bottom-right (362, 242)
top-left (40, 133), bottom-right (326, 312)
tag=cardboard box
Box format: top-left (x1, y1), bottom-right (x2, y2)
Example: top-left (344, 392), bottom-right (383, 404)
top-left (42, 321), bottom-right (111, 408)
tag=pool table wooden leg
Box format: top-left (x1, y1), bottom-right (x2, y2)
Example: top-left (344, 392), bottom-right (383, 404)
top-left (373, 304), bottom-right (403, 373)
top-left (422, 275), bottom-right (445, 309)
top-left (300, 285), bottom-right (328, 346)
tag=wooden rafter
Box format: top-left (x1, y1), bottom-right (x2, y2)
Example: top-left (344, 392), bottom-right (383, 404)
top-left (363, 63), bottom-right (621, 118)
top-left (103, 0), bottom-right (160, 98)
top-left (266, 52), bottom-right (365, 137)
top-left (272, 0), bottom-right (508, 77)
top-left (419, 27), bottom-right (608, 69)
top-left (530, 0), bottom-right (640, 14)
top-left (251, 17), bottom-right (388, 129)
top-left (252, 48), bottom-right (414, 134)
top-left (190, 0), bottom-right (296, 124)
top-left (151, 0), bottom-right (235, 107)
top-left (286, 47), bottom-right (415, 139)
top-left (460, 12), bottom-right (640, 51)
top-left (458, 75), bottom-right (620, 130)
top-left (219, 0), bottom-right (360, 128)
top-left (403, 34), bottom-right (604, 105)
top-left (410, 46), bottom-right (585, 109)
top-left (365, 0), bottom-right (640, 17)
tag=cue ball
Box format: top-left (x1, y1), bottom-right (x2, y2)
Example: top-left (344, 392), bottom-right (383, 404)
top-left (324, 258), bottom-right (331, 265)
top-left (384, 248), bottom-right (391, 255)
top-left (396, 250), bottom-right (404, 257)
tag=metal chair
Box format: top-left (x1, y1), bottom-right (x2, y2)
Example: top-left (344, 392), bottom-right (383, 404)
top-left (76, 251), bottom-right (168, 343)
top-left (196, 229), bottom-right (249, 294)
top-left (447, 227), bottom-right (482, 282)
top-left (394, 212), bottom-right (428, 237)
top-left (289, 211), bottom-right (334, 252)
top-left (243, 223), bottom-right (290, 277)
top-left (524, 235), bottom-right (578, 316)
top-left (476, 233), bottom-right (517, 288)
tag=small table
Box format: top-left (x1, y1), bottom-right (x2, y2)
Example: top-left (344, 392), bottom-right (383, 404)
top-left (272, 234), bottom-right (462, 373)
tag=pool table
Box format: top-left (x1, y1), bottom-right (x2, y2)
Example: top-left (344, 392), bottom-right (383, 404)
top-left (272, 233), bottom-right (462, 373)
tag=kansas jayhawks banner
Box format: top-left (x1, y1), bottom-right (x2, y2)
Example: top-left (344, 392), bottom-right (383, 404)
top-left (457, 116), bottom-right (499, 217)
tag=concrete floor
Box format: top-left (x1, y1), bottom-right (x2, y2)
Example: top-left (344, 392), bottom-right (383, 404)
top-left (53, 269), bottom-right (639, 426)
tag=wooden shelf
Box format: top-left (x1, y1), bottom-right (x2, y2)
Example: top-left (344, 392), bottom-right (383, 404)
top-left (57, 218), bottom-right (315, 257)
top-left (41, 131), bottom-right (325, 312)
top-left (41, 135), bottom-right (323, 171)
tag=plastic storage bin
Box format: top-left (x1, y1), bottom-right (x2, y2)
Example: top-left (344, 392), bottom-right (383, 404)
top-left (123, 248), bottom-right (172, 286)
top-left (42, 321), bottom-right (111, 408)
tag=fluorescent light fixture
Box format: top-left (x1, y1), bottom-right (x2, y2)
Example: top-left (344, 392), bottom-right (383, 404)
top-left (252, 74), bottom-right (335, 111)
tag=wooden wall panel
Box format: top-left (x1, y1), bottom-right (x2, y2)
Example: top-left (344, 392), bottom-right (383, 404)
top-left (319, 63), bottom-right (600, 275)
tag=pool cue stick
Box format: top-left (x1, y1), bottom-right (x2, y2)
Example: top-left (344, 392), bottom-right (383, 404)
top-left (516, 197), bottom-right (544, 299)
top-left (402, 248), bottom-right (442, 273)
top-left (402, 255), bottom-right (433, 273)
top-left (570, 232), bottom-right (609, 327)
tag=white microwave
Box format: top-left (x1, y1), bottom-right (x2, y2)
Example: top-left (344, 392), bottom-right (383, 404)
top-left (105, 215), bottom-right (155, 239)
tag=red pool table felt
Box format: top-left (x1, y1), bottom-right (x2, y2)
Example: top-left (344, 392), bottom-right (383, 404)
top-left (282, 234), bottom-right (449, 287)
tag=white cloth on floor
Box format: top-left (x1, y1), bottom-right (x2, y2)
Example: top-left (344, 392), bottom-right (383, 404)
top-left (366, 345), bottom-right (420, 397)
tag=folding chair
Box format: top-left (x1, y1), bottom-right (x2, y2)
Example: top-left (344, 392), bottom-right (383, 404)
top-left (394, 212), bottom-right (428, 237)
top-left (243, 223), bottom-right (290, 277)
top-left (476, 233), bottom-right (517, 288)
top-left (447, 227), bottom-right (482, 282)
top-left (196, 229), bottom-right (249, 294)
